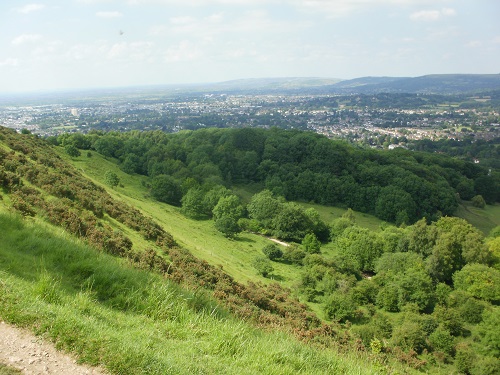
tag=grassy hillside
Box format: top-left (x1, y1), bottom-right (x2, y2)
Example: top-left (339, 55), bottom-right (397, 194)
top-left (67, 150), bottom-right (386, 288)
top-left (454, 201), bottom-right (500, 235)
top-left (2, 127), bottom-right (498, 374)
top-left (0, 212), bottom-right (383, 375)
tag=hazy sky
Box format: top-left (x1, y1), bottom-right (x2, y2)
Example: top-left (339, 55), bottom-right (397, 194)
top-left (1, 0), bottom-right (499, 92)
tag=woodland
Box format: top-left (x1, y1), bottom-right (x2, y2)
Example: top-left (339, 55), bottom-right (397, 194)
top-left (1, 125), bottom-right (499, 374)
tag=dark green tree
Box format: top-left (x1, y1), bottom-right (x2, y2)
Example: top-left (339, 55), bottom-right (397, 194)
top-left (181, 187), bottom-right (206, 218)
top-left (262, 244), bottom-right (283, 260)
top-left (65, 144), bottom-right (81, 157)
top-left (104, 170), bottom-right (120, 188)
top-left (271, 202), bottom-right (311, 242)
top-left (150, 174), bottom-right (182, 206)
top-left (247, 189), bottom-right (283, 229)
top-left (472, 194), bottom-right (486, 208)
top-left (212, 195), bottom-right (244, 238)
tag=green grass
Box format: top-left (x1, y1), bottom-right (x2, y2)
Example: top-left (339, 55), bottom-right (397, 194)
top-left (60, 151), bottom-right (389, 291)
top-left (0, 363), bottom-right (22, 375)
top-left (65, 151), bottom-right (302, 287)
top-left (454, 201), bottom-right (500, 235)
top-left (0, 212), bottom-right (386, 375)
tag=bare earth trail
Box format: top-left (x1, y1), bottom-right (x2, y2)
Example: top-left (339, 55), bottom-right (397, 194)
top-left (0, 321), bottom-right (107, 375)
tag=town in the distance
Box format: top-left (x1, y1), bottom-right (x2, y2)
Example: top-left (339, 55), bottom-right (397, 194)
top-left (1, 74), bottom-right (499, 166)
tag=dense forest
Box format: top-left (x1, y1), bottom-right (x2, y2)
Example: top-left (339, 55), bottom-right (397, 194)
top-left (2, 125), bottom-right (500, 374)
top-left (55, 127), bottom-right (499, 225)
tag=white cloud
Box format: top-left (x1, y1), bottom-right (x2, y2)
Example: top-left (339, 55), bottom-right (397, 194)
top-left (11, 34), bottom-right (43, 45)
top-left (15, 3), bottom-right (45, 14)
top-left (441, 8), bottom-right (456, 17)
top-left (0, 58), bottom-right (19, 67)
top-left (465, 40), bottom-right (482, 48)
top-left (410, 8), bottom-right (456, 21)
top-left (107, 41), bottom-right (155, 61)
top-left (170, 16), bottom-right (196, 25)
top-left (77, 0), bottom-right (115, 3)
top-left (164, 41), bottom-right (202, 62)
top-left (96, 11), bottom-right (123, 18)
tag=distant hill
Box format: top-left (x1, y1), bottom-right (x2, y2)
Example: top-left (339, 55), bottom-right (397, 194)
top-left (2, 74), bottom-right (499, 103)
top-left (325, 74), bottom-right (500, 94)
top-left (183, 74), bottom-right (500, 95)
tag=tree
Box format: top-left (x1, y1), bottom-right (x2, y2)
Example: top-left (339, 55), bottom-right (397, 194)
top-left (247, 189), bottom-right (283, 229)
top-left (262, 244), bottom-right (283, 260)
top-left (252, 256), bottom-right (274, 277)
top-left (181, 188), bottom-right (206, 218)
top-left (335, 226), bottom-right (383, 272)
top-left (375, 185), bottom-right (416, 224)
top-left (104, 170), bottom-right (120, 188)
top-left (304, 208), bottom-right (330, 242)
top-left (202, 185), bottom-right (231, 217)
top-left (426, 217), bottom-right (491, 283)
top-left (212, 195), bottom-right (244, 238)
top-left (65, 144), bottom-right (81, 157)
top-left (302, 233), bottom-right (321, 254)
top-left (323, 292), bottom-right (357, 322)
top-left (453, 264), bottom-right (500, 302)
top-left (272, 202), bottom-right (311, 242)
top-left (150, 174), bottom-right (182, 206)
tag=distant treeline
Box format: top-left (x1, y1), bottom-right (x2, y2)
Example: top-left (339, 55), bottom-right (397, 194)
top-left (409, 137), bottom-right (500, 170)
top-left (54, 127), bottom-right (500, 224)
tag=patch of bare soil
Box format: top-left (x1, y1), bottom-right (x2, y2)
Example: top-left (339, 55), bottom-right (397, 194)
top-left (0, 321), bottom-right (107, 375)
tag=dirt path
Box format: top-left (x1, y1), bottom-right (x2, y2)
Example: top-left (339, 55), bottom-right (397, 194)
top-left (269, 238), bottom-right (290, 247)
top-left (0, 321), bottom-right (107, 375)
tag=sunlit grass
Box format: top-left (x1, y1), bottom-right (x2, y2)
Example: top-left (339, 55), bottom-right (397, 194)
top-left (0, 212), bottom-right (384, 375)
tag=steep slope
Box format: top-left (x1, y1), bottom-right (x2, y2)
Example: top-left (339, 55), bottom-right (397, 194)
top-left (1, 126), bottom-right (416, 373)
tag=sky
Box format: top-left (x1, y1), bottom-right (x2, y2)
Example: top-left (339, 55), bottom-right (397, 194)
top-left (0, 0), bottom-right (499, 92)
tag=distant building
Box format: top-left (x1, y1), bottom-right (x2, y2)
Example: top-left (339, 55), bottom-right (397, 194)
top-left (70, 108), bottom-right (79, 117)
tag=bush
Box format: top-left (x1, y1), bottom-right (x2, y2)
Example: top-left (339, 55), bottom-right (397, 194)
top-left (428, 326), bottom-right (454, 355)
top-left (471, 194), bottom-right (486, 208)
top-left (454, 343), bottom-right (475, 374)
top-left (323, 292), bottom-right (357, 322)
top-left (302, 233), bottom-right (321, 254)
top-left (376, 283), bottom-right (400, 312)
top-left (252, 256), bottom-right (274, 277)
top-left (282, 245), bottom-right (306, 265)
top-left (391, 320), bottom-right (427, 354)
top-left (261, 244), bottom-right (283, 261)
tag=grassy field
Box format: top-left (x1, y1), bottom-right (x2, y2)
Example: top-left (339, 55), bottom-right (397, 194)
top-left (454, 201), bottom-right (500, 235)
top-left (0, 212), bottom-right (388, 375)
top-left (66, 152), bottom-right (305, 287)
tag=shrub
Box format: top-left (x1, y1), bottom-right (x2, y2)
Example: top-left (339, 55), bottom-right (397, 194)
top-left (428, 326), bottom-right (454, 355)
top-left (282, 245), bottom-right (306, 265)
top-left (323, 292), bottom-right (356, 322)
top-left (262, 244), bottom-right (283, 261)
top-left (252, 256), bottom-right (274, 277)
top-left (302, 233), bottom-right (321, 254)
top-left (376, 283), bottom-right (400, 312)
top-left (471, 194), bottom-right (486, 208)
top-left (391, 320), bottom-right (427, 354)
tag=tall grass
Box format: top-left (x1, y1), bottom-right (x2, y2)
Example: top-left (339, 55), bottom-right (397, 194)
top-left (0, 213), bottom-right (387, 374)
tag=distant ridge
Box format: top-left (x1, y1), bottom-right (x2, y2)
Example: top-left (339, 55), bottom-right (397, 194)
top-left (326, 74), bottom-right (500, 94)
top-left (190, 74), bottom-right (500, 95)
top-left (2, 74), bottom-right (499, 102)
